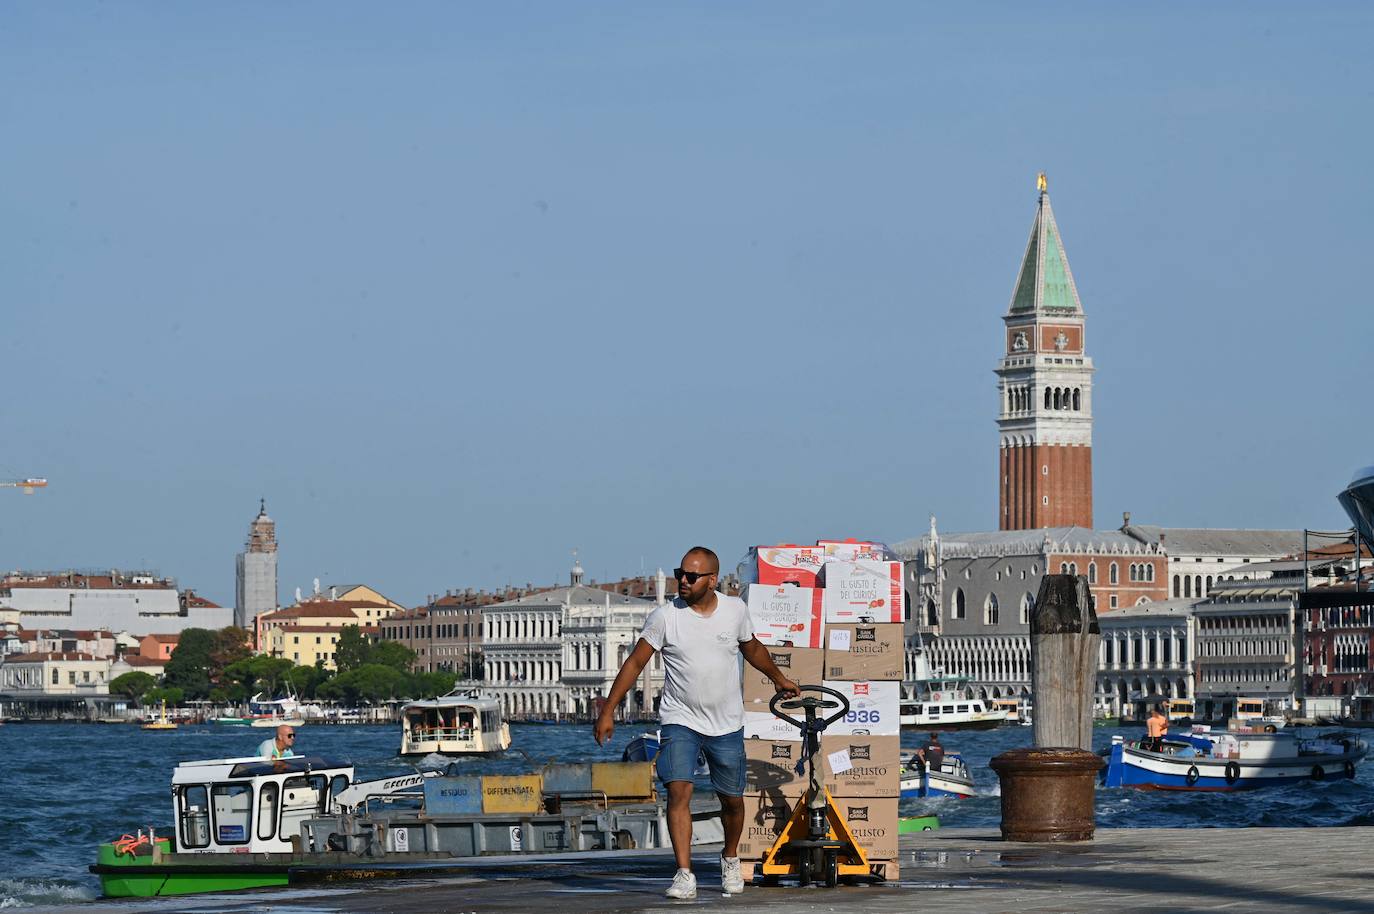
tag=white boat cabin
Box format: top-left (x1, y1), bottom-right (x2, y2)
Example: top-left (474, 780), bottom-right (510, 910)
top-left (399, 693), bottom-right (511, 757)
top-left (171, 756), bottom-right (354, 855)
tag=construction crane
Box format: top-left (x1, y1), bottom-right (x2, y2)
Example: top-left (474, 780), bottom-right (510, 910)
top-left (0, 478), bottom-right (47, 494)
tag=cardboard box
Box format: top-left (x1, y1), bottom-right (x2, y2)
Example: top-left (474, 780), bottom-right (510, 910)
top-left (822, 560), bottom-right (904, 623)
top-left (820, 734), bottom-right (901, 797)
top-left (746, 734), bottom-right (901, 798)
top-left (744, 738), bottom-right (807, 795)
top-left (823, 623), bottom-right (904, 681)
top-left (822, 680), bottom-right (901, 736)
top-left (745, 583), bottom-right (824, 648)
top-left (744, 710), bottom-right (803, 742)
top-left (743, 646), bottom-right (824, 707)
top-left (818, 539), bottom-right (887, 563)
top-left (738, 792), bottom-right (798, 860)
top-left (755, 545), bottom-right (827, 587)
top-left (835, 796), bottom-right (899, 861)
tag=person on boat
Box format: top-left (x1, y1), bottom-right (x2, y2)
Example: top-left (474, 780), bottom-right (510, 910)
top-left (924, 732), bottom-right (945, 771)
top-left (1144, 703), bottom-right (1168, 752)
top-left (258, 724), bottom-right (296, 760)
top-left (594, 546), bottom-right (800, 901)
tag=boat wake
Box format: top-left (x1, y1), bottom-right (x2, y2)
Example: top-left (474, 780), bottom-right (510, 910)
top-left (0, 876), bottom-right (96, 909)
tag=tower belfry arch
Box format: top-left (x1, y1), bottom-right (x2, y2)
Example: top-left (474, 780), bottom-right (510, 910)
top-left (996, 174), bottom-right (1094, 530)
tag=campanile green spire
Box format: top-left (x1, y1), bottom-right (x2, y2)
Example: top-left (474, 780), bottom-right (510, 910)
top-left (1008, 173), bottom-right (1083, 315)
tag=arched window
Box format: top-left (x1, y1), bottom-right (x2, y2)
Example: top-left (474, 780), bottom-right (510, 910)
top-left (1147, 564), bottom-right (1155, 582)
top-left (952, 588), bottom-right (966, 620)
top-left (1173, 574), bottom-right (1181, 598)
top-left (1205, 575), bottom-right (1213, 593)
top-left (1044, 387), bottom-right (1051, 410)
top-left (1109, 563), bottom-right (1118, 584)
top-left (1195, 576), bottom-right (1203, 597)
top-left (1021, 592), bottom-right (1034, 625)
top-left (925, 597), bottom-right (938, 626)
top-left (1129, 563), bottom-right (1138, 582)
top-left (1088, 562), bottom-right (1097, 584)
top-left (1184, 576), bottom-right (1192, 598)
top-left (1073, 388), bottom-right (1081, 410)
top-left (1060, 562), bottom-right (1069, 574)
top-left (1053, 389), bottom-right (1062, 410)
top-left (985, 593), bottom-right (999, 625)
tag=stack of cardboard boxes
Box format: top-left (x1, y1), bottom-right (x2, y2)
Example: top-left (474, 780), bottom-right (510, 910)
top-left (738, 540), bottom-right (904, 877)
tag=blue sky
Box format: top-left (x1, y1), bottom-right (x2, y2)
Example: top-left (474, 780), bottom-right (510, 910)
top-left (1, 3), bottom-right (1370, 607)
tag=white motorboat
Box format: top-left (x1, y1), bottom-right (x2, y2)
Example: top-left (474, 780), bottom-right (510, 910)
top-left (399, 691), bottom-right (511, 757)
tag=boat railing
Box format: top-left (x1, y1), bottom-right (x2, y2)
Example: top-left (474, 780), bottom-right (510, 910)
top-left (406, 726), bottom-right (477, 743)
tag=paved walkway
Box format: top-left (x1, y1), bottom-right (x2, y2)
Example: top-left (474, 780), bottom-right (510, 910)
top-left (43, 828), bottom-right (1374, 913)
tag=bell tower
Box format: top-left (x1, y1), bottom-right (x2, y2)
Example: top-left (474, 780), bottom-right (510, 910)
top-left (996, 174), bottom-right (1094, 530)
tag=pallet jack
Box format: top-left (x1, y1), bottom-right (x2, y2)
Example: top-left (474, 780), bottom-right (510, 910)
top-left (758, 685), bottom-right (874, 887)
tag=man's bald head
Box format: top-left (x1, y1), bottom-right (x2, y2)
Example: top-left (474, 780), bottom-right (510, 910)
top-left (682, 546), bottom-right (720, 573)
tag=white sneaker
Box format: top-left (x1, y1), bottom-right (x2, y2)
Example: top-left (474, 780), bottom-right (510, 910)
top-left (721, 855), bottom-right (745, 893)
top-left (666, 868), bottom-right (697, 899)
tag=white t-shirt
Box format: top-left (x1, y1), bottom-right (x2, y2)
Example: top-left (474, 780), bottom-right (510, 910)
top-left (641, 592), bottom-right (753, 736)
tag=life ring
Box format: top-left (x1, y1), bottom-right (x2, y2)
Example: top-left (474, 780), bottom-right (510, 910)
top-left (1264, 725), bottom-right (1277, 734)
top-left (1224, 761), bottom-right (1241, 785)
top-left (1311, 765), bottom-right (1326, 781)
top-left (932, 692), bottom-right (942, 701)
top-left (1345, 760), bottom-right (1357, 779)
top-left (1185, 765), bottom-right (1200, 786)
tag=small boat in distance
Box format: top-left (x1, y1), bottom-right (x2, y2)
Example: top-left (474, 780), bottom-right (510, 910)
top-left (901, 675), bottom-right (1008, 731)
top-left (399, 691), bottom-right (511, 757)
top-left (141, 700), bottom-right (177, 731)
top-left (899, 753), bottom-right (976, 799)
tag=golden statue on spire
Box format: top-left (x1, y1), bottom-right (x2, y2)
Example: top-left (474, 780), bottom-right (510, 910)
top-left (1037, 171), bottom-right (1048, 193)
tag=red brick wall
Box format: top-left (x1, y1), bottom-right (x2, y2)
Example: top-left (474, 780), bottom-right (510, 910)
top-left (1000, 444), bottom-right (1092, 530)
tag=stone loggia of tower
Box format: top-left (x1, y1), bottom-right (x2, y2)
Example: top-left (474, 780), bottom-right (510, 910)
top-left (235, 498), bottom-right (279, 629)
top-left (996, 174), bottom-right (1094, 530)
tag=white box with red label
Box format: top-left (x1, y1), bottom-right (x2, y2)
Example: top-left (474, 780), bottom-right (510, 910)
top-left (755, 545), bottom-right (826, 587)
top-left (819, 680), bottom-right (901, 736)
top-left (821, 560), bottom-right (904, 623)
top-left (745, 584), bottom-right (824, 649)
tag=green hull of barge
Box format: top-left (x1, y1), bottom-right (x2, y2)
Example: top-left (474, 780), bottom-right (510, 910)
top-left (94, 842), bottom-right (289, 898)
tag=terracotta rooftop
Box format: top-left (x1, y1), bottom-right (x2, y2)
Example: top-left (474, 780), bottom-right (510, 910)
top-left (5, 651), bottom-right (101, 662)
top-left (143, 633), bottom-right (180, 643)
top-left (0, 572), bottom-right (174, 590)
top-left (265, 601), bottom-right (387, 620)
top-left (277, 624), bottom-right (348, 634)
top-left (121, 654), bottom-right (165, 667)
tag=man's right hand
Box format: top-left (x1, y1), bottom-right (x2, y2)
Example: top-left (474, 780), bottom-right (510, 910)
top-left (593, 714), bottom-right (614, 746)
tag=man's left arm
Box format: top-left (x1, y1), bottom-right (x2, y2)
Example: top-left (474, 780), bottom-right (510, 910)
top-left (739, 637), bottom-right (801, 697)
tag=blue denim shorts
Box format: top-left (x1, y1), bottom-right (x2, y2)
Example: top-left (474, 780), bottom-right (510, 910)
top-left (656, 724), bottom-right (747, 797)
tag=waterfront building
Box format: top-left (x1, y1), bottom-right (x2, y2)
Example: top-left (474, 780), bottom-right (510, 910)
top-left (1096, 599), bottom-right (1197, 718)
top-left (0, 571), bottom-right (228, 636)
top-left (895, 522), bottom-right (1167, 700)
top-left (0, 652), bottom-right (109, 696)
top-left (482, 562), bottom-right (667, 718)
top-left (382, 588), bottom-right (510, 675)
top-left (1193, 571), bottom-right (1302, 718)
top-left (108, 652), bottom-right (168, 681)
top-left (997, 173), bottom-right (1094, 531)
top-left (256, 598), bottom-right (390, 667)
top-left (1119, 523), bottom-right (1305, 601)
top-left (138, 633), bottom-right (179, 661)
top-left (235, 500), bottom-right (279, 629)
top-left (321, 584), bottom-right (406, 620)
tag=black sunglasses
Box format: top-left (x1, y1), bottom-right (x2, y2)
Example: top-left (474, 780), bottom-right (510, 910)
top-left (674, 568), bottom-right (715, 584)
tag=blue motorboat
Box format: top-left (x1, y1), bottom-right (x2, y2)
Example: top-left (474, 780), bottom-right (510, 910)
top-left (1101, 728), bottom-right (1367, 791)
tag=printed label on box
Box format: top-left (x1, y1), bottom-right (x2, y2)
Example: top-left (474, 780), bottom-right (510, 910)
top-left (743, 647), bottom-right (823, 706)
top-left (755, 546), bottom-right (826, 587)
top-left (819, 540), bottom-right (887, 562)
top-left (822, 560), bottom-right (904, 623)
top-left (823, 623), bottom-right (904, 681)
top-left (821, 680), bottom-right (901, 736)
top-left (746, 584), bottom-right (824, 648)
top-left (827, 748), bottom-right (853, 775)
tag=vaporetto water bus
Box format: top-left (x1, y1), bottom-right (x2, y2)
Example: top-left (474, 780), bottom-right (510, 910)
top-left (1101, 727), bottom-right (1367, 791)
top-left (90, 754), bottom-right (686, 898)
top-left (399, 691), bottom-right (511, 757)
top-left (900, 676), bottom-right (1008, 731)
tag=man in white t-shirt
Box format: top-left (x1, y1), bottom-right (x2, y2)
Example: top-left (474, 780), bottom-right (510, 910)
top-left (595, 546), bottom-right (799, 900)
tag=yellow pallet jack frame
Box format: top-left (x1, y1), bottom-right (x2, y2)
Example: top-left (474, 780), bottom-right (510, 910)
top-left (757, 685), bottom-right (872, 887)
